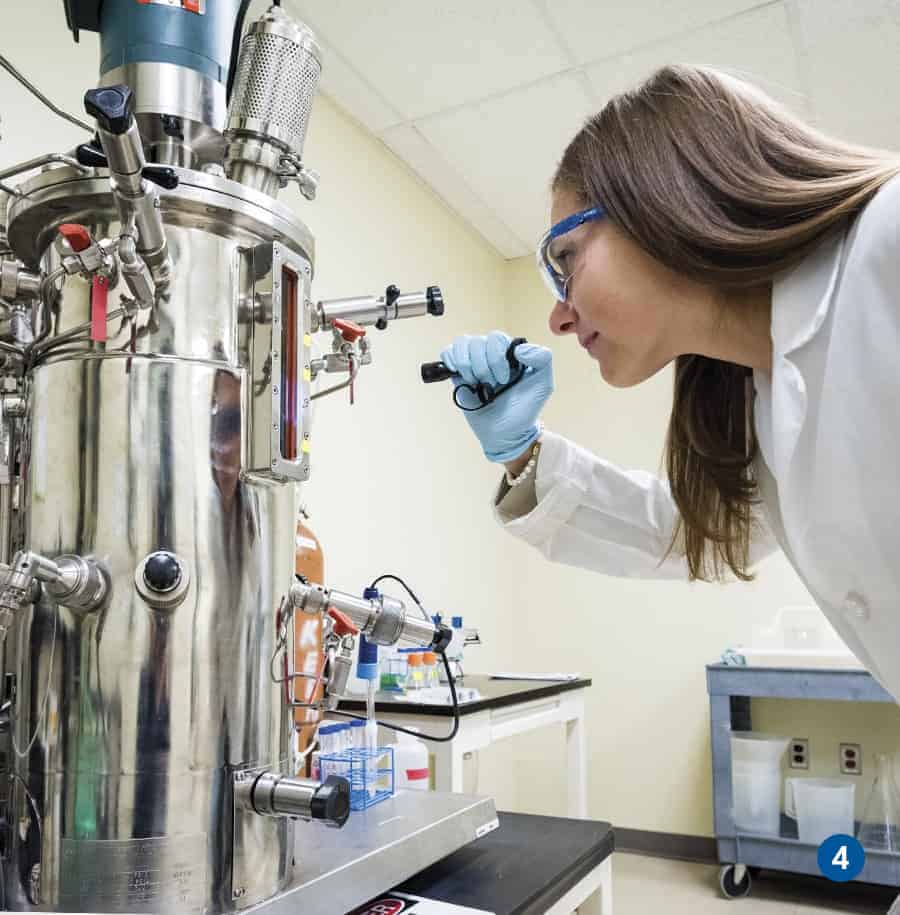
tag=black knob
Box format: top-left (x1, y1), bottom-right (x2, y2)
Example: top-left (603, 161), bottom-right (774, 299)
top-left (143, 551), bottom-right (183, 594)
top-left (142, 166), bottom-right (179, 190)
top-left (75, 142), bottom-right (108, 168)
top-left (311, 775), bottom-right (351, 827)
top-left (84, 85), bottom-right (134, 135)
top-left (432, 623), bottom-right (453, 653)
top-left (427, 285), bottom-right (444, 317)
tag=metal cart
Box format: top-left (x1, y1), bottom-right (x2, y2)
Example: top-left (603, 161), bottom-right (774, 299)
top-left (707, 663), bottom-right (900, 898)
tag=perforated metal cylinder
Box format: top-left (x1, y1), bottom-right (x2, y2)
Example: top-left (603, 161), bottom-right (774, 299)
top-left (225, 7), bottom-right (322, 160)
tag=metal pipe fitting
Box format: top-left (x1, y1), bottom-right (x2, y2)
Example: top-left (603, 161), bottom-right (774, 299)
top-left (314, 285), bottom-right (444, 332)
top-left (235, 772), bottom-right (350, 827)
top-left (0, 262), bottom-right (42, 302)
top-left (323, 639), bottom-right (354, 710)
top-left (45, 554), bottom-right (108, 613)
top-left (289, 580), bottom-right (451, 650)
top-left (85, 86), bottom-right (173, 290)
top-left (0, 152), bottom-right (93, 184)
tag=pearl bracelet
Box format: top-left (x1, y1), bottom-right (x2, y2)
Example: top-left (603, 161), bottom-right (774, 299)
top-left (505, 440), bottom-right (542, 487)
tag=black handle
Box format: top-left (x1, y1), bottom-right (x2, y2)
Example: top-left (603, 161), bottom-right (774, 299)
top-left (421, 337), bottom-right (526, 386)
top-left (84, 85), bottom-right (134, 135)
top-left (142, 166), bottom-right (180, 190)
top-left (75, 144), bottom-right (179, 190)
top-left (76, 142), bottom-right (108, 168)
top-left (311, 775), bottom-right (351, 828)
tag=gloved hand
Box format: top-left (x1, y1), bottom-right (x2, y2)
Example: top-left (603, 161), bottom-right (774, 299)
top-left (439, 331), bottom-right (554, 462)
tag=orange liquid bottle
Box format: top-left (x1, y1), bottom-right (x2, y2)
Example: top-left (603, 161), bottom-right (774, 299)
top-left (293, 507), bottom-right (325, 775)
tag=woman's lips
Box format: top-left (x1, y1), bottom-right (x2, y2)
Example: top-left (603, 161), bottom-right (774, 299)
top-left (580, 331), bottom-right (600, 353)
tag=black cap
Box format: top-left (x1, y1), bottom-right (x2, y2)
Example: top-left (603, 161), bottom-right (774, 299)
top-left (432, 623), bottom-right (453, 653)
top-left (143, 551), bottom-right (183, 594)
top-left (426, 286), bottom-right (444, 316)
top-left (311, 775), bottom-right (351, 827)
top-left (420, 361), bottom-right (454, 384)
top-left (84, 85), bottom-right (134, 135)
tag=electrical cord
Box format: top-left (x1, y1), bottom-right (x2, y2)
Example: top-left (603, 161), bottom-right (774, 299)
top-left (328, 573), bottom-right (461, 743)
top-left (0, 53), bottom-right (93, 134)
top-left (329, 651), bottom-right (460, 743)
top-left (226, 1), bottom-right (253, 105)
top-left (12, 604), bottom-right (58, 759)
top-left (368, 573), bottom-right (429, 621)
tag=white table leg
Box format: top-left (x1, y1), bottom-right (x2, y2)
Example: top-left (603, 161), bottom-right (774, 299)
top-left (375, 712), bottom-right (487, 794)
top-left (566, 694), bottom-right (588, 818)
top-left (431, 736), bottom-right (465, 793)
top-left (544, 856), bottom-right (612, 915)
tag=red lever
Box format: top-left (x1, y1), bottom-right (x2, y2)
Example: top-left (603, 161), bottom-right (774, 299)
top-left (58, 224), bottom-right (92, 253)
top-left (91, 275), bottom-right (109, 343)
top-left (331, 319), bottom-right (366, 343)
top-left (327, 608), bottom-right (359, 637)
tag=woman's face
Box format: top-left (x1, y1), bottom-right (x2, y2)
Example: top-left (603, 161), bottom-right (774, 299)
top-left (547, 187), bottom-right (701, 387)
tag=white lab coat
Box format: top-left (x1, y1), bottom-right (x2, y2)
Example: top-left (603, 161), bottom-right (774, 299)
top-left (494, 173), bottom-right (900, 701)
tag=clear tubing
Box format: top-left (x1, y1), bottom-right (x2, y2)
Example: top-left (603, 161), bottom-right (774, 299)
top-left (365, 682), bottom-right (377, 797)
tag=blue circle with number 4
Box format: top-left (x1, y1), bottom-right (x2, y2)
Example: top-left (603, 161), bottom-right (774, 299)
top-left (817, 834), bottom-right (865, 882)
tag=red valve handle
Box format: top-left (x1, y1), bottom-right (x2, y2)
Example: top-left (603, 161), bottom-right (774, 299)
top-left (327, 607), bottom-right (359, 637)
top-left (331, 319), bottom-right (366, 343)
top-left (58, 224), bottom-right (92, 253)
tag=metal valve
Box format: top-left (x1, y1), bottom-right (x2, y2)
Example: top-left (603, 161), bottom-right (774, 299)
top-left (54, 224), bottom-right (116, 278)
top-left (313, 284), bottom-right (444, 333)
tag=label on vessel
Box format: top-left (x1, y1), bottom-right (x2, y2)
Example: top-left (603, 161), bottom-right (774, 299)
top-left (59, 834), bottom-right (207, 913)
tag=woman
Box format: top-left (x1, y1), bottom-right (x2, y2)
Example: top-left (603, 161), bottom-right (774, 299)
top-left (440, 65), bottom-right (900, 701)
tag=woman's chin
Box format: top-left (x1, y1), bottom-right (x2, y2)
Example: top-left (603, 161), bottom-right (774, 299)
top-left (597, 355), bottom-right (651, 389)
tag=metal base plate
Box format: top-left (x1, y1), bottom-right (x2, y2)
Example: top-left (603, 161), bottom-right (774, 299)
top-left (246, 791), bottom-right (499, 915)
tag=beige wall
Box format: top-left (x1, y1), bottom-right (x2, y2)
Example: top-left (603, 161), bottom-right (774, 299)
top-left (297, 97), bottom-right (516, 673)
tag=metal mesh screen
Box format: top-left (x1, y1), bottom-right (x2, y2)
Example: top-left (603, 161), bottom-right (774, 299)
top-left (227, 28), bottom-right (322, 157)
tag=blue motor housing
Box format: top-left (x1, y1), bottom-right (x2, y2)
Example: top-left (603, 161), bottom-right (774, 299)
top-left (64, 0), bottom-right (242, 85)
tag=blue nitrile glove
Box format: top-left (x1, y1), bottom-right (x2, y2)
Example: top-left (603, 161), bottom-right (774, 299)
top-left (439, 331), bottom-right (554, 462)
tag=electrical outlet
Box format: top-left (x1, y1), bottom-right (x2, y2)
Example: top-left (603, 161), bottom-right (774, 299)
top-left (790, 737), bottom-right (809, 769)
top-left (840, 743), bottom-right (861, 775)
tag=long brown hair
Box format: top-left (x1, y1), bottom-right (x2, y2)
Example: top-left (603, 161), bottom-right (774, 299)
top-left (553, 64), bottom-right (900, 582)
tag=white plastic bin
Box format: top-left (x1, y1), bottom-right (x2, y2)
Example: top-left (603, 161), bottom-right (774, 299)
top-left (785, 777), bottom-right (856, 845)
top-left (731, 732), bottom-right (790, 835)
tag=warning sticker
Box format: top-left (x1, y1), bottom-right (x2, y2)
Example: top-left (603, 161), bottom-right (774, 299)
top-left (347, 892), bottom-right (495, 914)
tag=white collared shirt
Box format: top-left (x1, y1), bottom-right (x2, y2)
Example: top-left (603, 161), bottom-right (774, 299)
top-left (494, 173), bottom-right (900, 699)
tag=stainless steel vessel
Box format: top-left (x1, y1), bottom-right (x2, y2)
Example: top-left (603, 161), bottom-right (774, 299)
top-left (2, 168), bottom-right (316, 913)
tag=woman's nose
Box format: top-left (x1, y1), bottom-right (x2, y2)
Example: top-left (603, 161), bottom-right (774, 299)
top-left (549, 298), bottom-right (577, 336)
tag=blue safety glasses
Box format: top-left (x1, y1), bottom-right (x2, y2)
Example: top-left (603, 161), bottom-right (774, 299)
top-left (536, 205), bottom-right (605, 301)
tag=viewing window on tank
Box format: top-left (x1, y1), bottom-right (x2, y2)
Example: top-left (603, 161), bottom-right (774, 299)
top-left (281, 265), bottom-right (299, 461)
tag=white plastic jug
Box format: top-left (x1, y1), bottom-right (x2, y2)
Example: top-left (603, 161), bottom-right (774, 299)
top-left (733, 762), bottom-right (783, 834)
top-left (731, 733), bottom-right (790, 835)
top-left (391, 730), bottom-right (430, 791)
top-left (731, 732), bottom-right (791, 765)
top-left (785, 777), bottom-right (856, 845)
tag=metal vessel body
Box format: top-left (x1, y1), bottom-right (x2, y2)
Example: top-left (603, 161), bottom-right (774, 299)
top-left (2, 167), bottom-right (315, 913)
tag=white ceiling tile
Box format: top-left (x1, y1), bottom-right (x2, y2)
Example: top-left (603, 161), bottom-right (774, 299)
top-left (545, 0), bottom-right (774, 65)
top-left (380, 124), bottom-right (530, 258)
top-left (313, 34), bottom-right (405, 133)
top-left (585, 3), bottom-right (808, 117)
top-left (286, 0), bottom-right (570, 120)
top-left (788, 0), bottom-right (900, 148)
top-left (417, 73), bottom-right (597, 247)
